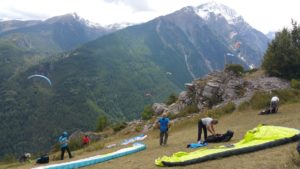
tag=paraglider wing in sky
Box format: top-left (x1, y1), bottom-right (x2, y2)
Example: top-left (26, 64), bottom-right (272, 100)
top-left (226, 53), bottom-right (234, 56)
top-left (27, 74), bottom-right (52, 86)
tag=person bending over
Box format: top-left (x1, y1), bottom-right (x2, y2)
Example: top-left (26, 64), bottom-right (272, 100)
top-left (197, 117), bottom-right (218, 144)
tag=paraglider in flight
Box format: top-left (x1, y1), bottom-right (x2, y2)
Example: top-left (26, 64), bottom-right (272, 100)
top-left (226, 53), bottom-right (234, 56)
top-left (27, 74), bottom-right (52, 86)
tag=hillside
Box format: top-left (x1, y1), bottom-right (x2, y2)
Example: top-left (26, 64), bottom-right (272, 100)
top-left (0, 2), bottom-right (270, 159)
top-left (3, 102), bottom-right (300, 169)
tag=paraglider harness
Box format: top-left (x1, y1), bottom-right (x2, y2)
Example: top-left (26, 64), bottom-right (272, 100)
top-left (205, 130), bottom-right (234, 143)
top-left (36, 154), bottom-right (49, 164)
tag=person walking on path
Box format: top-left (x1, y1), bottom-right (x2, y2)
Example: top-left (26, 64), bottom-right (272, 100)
top-left (59, 131), bottom-right (73, 160)
top-left (197, 117), bottom-right (218, 144)
top-left (158, 113), bottom-right (170, 146)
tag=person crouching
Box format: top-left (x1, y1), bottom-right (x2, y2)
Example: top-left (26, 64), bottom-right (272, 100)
top-left (19, 153), bottom-right (31, 163)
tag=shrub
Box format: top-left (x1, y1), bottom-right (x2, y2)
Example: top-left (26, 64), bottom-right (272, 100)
top-left (96, 115), bottom-right (109, 132)
top-left (182, 104), bottom-right (199, 114)
top-left (112, 122), bottom-right (127, 132)
top-left (225, 64), bottom-right (244, 75)
top-left (271, 89), bottom-right (300, 104)
top-left (1, 154), bottom-right (17, 163)
top-left (85, 142), bottom-right (105, 152)
top-left (68, 139), bottom-right (82, 151)
top-left (238, 101), bottom-right (250, 111)
top-left (135, 124), bottom-right (143, 132)
top-left (165, 93), bottom-right (178, 105)
top-left (204, 102), bottom-right (236, 118)
top-left (239, 89), bottom-right (300, 111)
top-left (291, 79), bottom-right (300, 89)
top-left (245, 68), bottom-right (258, 74)
top-left (262, 22), bottom-right (300, 80)
top-left (249, 91), bottom-right (271, 109)
top-left (174, 104), bottom-right (199, 118)
top-left (141, 105), bottom-right (154, 120)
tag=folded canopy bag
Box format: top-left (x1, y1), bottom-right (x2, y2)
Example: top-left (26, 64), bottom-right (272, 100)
top-left (206, 130), bottom-right (234, 143)
top-left (155, 125), bottom-right (300, 167)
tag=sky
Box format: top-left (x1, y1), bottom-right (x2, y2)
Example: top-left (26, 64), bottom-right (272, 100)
top-left (0, 0), bottom-right (299, 34)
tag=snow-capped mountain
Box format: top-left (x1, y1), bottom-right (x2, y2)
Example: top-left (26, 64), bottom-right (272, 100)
top-left (190, 2), bottom-right (269, 68)
top-left (0, 13), bottom-right (133, 53)
top-left (45, 12), bottom-right (104, 29)
top-left (195, 1), bottom-right (244, 25)
top-left (105, 22), bottom-right (135, 31)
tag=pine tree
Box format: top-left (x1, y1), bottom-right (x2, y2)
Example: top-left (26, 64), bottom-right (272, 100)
top-left (262, 21), bottom-right (300, 79)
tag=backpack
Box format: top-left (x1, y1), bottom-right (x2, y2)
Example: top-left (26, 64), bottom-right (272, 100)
top-left (36, 155), bottom-right (49, 164)
top-left (206, 130), bottom-right (234, 143)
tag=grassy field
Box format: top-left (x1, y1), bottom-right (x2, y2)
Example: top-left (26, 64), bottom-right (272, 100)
top-left (2, 103), bottom-right (300, 169)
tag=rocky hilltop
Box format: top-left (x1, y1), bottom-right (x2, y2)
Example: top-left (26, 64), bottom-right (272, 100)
top-left (153, 70), bottom-right (289, 116)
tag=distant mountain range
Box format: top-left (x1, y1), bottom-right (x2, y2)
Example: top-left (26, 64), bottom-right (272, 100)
top-left (0, 2), bottom-right (270, 158)
top-left (0, 13), bottom-right (129, 54)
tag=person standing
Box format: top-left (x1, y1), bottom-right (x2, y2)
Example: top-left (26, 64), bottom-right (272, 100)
top-left (270, 96), bottom-right (279, 113)
top-left (197, 117), bottom-right (218, 144)
top-left (59, 131), bottom-right (72, 160)
top-left (158, 113), bottom-right (170, 146)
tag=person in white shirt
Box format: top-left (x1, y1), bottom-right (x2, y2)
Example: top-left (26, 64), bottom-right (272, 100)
top-left (197, 117), bottom-right (218, 144)
top-left (270, 96), bottom-right (279, 113)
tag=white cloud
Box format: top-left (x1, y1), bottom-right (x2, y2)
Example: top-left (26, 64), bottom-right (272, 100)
top-left (0, 0), bottom-right (299, 33)
top-left (103, 0), bottom-right (152, 11)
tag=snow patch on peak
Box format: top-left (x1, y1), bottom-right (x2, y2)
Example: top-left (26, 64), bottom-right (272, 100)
top-left (71, 12), bottom-right (79, 20)
top-left (69, 13), bottom-right (103, 28)
top-left (195, 1), bottom-right (242, 24)
top-left (105, 22), bottom-right (134, 30)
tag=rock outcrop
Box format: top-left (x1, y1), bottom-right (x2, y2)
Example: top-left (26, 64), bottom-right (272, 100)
top-left (155, 70), bottom-right (290, 116)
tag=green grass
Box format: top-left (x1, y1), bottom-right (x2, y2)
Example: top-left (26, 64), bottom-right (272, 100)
top-left (204, 102), bottom-right (235, 118)
top-left (2, 102), bottom-right (300, 169)
top-left (238, 89), bottom-right (300, 110)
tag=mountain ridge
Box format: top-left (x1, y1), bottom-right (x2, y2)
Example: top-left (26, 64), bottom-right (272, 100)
top-left (0, 2), bottom-right (270, 158)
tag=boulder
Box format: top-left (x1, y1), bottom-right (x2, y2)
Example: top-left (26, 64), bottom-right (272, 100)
top-left (152, 103), bottom-right (167, 115)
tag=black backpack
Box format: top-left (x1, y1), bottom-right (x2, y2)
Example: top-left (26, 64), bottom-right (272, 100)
top-left (297, 142), bottom-right (300, 154)
top-left (36, 155), bottom-right (49, 164)
top-left (206, 130), bottom-right (234, 143)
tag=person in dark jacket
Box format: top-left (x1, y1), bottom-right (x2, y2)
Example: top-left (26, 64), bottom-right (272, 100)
top-left (158, 113), bottom-right (171, 146)
top-left (59, 131), bottom-right (72, 160)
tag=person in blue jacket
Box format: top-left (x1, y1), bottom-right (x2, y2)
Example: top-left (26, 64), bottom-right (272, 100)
top-left (158, 112), bottom-right (171, 146)
top-left (59, 131), bottom-right (73, 160)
